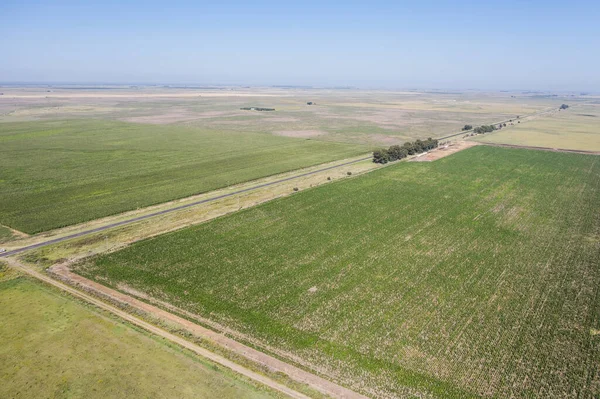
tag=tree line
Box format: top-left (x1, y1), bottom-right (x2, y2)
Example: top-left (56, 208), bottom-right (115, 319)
top-left (473, 125), bottom-right (497, 134)
top-left (373, 138), bottom-right (439, 164)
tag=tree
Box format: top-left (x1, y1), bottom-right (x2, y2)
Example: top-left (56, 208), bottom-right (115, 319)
top-left (373, 149), bottom-right (390, 164)
top-left (413, 139), bottom-right (425, 153)
top-left (388, 145), bottom-right (408, 161)
top-left (462, 124), bottom-right (473, 131)
top-left (560, 104), bottom-right (569, 110)
top-left (403, 142), bottom-right (416, 155)
top-left (423, 137), bottom-right (438, 150)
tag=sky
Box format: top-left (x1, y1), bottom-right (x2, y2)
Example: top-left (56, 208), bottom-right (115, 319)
top-left (1, 0), bottom-right (599, 91)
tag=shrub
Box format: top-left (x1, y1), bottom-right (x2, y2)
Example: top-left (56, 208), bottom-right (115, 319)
top-left (462, 124), bottom-right (473, 131)
top-left (293, 187), bottom-right (299, 191)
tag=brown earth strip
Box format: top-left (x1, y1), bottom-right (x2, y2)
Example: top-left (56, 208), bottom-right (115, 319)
top-left (3, 258), bottom-right (310, 399)
top-left (411, 141), bottom-right (479, 162)
top-left (47, 263), bottom-right (368, 399)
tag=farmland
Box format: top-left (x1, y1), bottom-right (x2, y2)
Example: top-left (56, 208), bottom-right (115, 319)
top-left (0, 276), bottom-right (277, 399)
top-left (74, 146), bottom-right (600, 398)
top-left (0, 86), bottom-right (564, 146)
top-left (0, 225), bottom-right (17, 244)
top-left (0, 119), bottom-right (365, 233)
top-left (475, 104), bottom-right (600, 151)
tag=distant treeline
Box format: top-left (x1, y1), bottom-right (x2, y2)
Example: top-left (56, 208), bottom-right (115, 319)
top-left (373, 138), bottom-right (439, 164)
top-left (240, 107), bottom-right (275, 111)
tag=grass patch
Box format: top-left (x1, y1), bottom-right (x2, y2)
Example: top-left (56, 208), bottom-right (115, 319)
top-left (76, 146), bottom-right (600, 398)
top-left (0, 277), bottom-right (277, 399)
top-left (0, 119), bottom-right (365, 233)
top-left (0, 225), bottom-right (16, 244)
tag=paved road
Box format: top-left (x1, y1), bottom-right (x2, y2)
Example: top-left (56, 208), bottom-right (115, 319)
top-left (0, 156), bottom-right (371, 258)
top-left (0, 106), bottom-right (570, 259)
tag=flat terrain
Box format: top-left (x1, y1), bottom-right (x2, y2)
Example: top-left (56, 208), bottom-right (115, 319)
top-left (75, 146), bottom-right (600, 398)
top-left (475, 104), bottom-right (600, 151)
top-left (0, 119), bottom-right (364, 233)
top-left (0, 275), bottom-right (277, 399)
top-left (0, 86), bottom-right (564, 146)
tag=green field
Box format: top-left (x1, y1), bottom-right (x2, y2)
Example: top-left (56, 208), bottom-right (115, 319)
top-left (0, 119), bottom-right (365, 233)
top-left (0, 87), bottom-right (561, 147)
top-left (0, 225), bottom-right (17, 244)
top-left (475, 104), bottom-right (600, 151)
top-left (0, 276), bottom-right (277, 399)
top-left (75, 146), bottom-right (600, 398)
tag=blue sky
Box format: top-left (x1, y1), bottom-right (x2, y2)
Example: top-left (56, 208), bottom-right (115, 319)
top-left (1, 0), bottom-right (599, 90)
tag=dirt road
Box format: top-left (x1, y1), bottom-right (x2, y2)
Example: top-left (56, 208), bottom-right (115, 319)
top-left (6, 258), bottom-right (367, 399)
top-left (48, 263), bottom-right (368, 399)
top-left (4, 256), bottom-right (367, 398)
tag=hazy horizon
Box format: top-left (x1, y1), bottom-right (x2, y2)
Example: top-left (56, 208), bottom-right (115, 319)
top-left (2, 0), bottom-right (599, 92)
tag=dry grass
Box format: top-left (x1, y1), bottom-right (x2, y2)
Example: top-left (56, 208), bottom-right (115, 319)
top-left (1, 86), bottom-right (570, 146)
top-left (475, 104), bottom-right (600, 151)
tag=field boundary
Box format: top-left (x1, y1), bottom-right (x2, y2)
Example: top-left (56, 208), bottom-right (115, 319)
top-left (6, 257), bottom-right (367, 399)
top-left (479, 142), bottom-right (600, 155)
top-left (0, 155), bottom-right (371, 258)
top-left (0, 224), bottom-right (29, 238)
top-left (2, 258), bottom-right (309, 399)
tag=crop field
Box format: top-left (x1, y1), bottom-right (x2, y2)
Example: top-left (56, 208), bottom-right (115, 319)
top-left (0, 225), bottom-right (17, 244)
top-left (475, 104), bottom-right (600, 151)
top-left (0, 276), bottom-right (276, 399)
top-left (0, 119), bottom-right (365, 233)
top-left (74, 146), bottom-right (600, 398)
top-left (0, 86), bottom-right (565, 146)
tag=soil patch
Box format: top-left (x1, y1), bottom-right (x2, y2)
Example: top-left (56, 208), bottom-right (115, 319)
top-left (411, 141), bottom-right (479, 162)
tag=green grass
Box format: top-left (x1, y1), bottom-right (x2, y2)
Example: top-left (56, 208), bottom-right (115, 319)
top-left (0, 225), bottom-right (16, 244)
top-left (0, 277), bottom-right (277, 399)
top-left (0, 119), bottom-right (365, 233)
top-left (475, 105), bottom-right (600, 151)
top-left (75, 146), bottom-right (600, 398)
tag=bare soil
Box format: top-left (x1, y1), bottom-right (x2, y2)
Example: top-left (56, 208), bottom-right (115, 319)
top-left (411, 141), bottom-right (479, 162)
